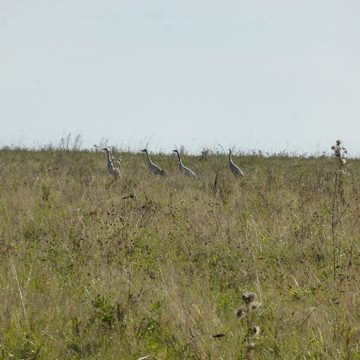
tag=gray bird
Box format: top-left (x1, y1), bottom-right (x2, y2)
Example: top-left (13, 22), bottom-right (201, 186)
top-left (103, 148), bottom-right (120, 179)
top-left (141, 149), bottom-right (166, 176)
top-left (228, 149), bottom-right (244, 177)
top-left (173, 149), bottom-right (196, 177)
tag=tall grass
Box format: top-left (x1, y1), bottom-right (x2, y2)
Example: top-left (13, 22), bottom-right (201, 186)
top-left (0, 148), bottom-right (360, 359)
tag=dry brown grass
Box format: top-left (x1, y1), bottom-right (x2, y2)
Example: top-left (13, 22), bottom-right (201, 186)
top-left (1, 148), bottom-right (360, 359)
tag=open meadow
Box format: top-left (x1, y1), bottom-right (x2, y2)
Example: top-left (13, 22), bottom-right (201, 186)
top-left (1, 147), bottom-right (360, 359)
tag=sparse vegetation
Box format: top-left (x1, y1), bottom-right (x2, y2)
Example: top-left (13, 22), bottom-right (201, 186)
top-left (1, 146), bottom-right (360, 359)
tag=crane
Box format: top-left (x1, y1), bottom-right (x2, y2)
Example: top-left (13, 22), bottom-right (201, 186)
top-left (141, 149), bottom-right (166, 176)
top-left (173, 149), bottom-right (196, 177)
top-left (228, 149), bottom-right (244, 177)
top-left (102, 148), bottom-right (120, 179)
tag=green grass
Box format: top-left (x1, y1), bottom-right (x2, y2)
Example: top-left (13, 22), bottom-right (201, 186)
top-left (1, 149), bottom-right (360, 359)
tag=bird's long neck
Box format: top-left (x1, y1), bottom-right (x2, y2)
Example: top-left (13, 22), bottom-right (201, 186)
top-left (229, 152), bottom-right (232, 162)
top-left (176, 151), bottom-right (181, 162)
top-left (105, 150), bottom-right (112, 163)
top-left (145, 151), bottom-right (152, 163)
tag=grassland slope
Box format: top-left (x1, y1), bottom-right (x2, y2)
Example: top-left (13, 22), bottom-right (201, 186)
top-left (0, 149), bottom-right (359, 359)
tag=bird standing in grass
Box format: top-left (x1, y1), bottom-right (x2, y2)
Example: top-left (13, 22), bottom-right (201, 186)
top-left (102, 148), bottom-right (120, 179)
top-left (141, 149), bottom-right (166, 176)
top-left (228, 149), bottom-right (244, 177)
top-left (173, 149), bottom-right (196, 177)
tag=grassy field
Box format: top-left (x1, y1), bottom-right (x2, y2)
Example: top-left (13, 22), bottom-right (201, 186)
top-left (1, 147), bottom-right (360, 359)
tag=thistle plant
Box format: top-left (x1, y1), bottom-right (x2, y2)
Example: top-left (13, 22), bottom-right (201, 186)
top-left (331, 139), bottom-right (348, 203)
top-left (235, 292), bottom-right (261, 359)
top-left (330, 140), bottom-right (350, 284)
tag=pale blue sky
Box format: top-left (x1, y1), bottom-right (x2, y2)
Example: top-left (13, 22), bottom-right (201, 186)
top-left (1, 1), bottom-right (360, 154)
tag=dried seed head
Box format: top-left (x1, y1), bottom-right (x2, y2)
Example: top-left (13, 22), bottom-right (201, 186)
top-left (252, 326), bottom-right (261, 336)
top-left (336, 139), bottom-right (341, 145)
top-left (235, 308), bottom-right (246, 319)
top-left (249, 302), bottom-right (261, 311)
top-left (242, 292), bottom-right (256, 304)
top-left (248, 342), bottom-right (256, 350)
